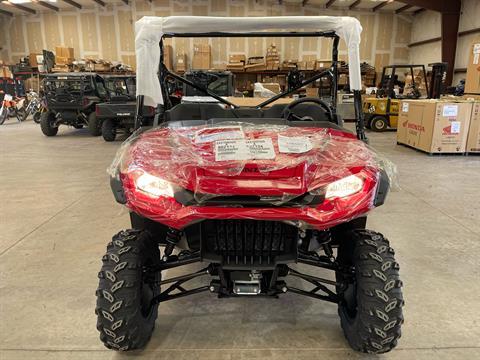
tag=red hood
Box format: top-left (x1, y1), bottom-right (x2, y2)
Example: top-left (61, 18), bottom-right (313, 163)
top-left (118, 125), bottom-right (376, 197)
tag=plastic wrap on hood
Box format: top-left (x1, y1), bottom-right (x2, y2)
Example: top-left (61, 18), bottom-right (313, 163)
top-left (109, 122), bottom-right (397, 230)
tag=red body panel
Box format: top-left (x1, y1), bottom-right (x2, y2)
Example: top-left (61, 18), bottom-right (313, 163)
top-left (117, 125), bottom-right (382, 230)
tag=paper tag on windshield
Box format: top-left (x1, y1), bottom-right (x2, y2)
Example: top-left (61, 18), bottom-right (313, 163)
top-left (215, 138), bottom-right (275, 161)
top-left (278, 135), bottom-right (313, 153)
top-left (195, 126), bottom-right (244, 143)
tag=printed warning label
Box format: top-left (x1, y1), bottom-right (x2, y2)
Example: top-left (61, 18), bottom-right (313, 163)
top-left (195, 126), bottom-right (244, 143)
top-left (215, 138), bottom-right (275, 161)
top-left (278, 135), bottom-right (313, 153)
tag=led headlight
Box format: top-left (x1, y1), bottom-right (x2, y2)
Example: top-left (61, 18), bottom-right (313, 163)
top-left (325, 174), bottom-right (364, 199)
top-left (135, 172), bottom-right (174, 198)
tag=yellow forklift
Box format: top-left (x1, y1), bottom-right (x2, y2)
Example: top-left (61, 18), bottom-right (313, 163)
top-left (363, 63), bottom-right (447, 131)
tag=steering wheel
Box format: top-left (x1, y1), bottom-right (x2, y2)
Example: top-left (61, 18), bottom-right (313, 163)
top-left (281, 97), bottom-right (333, 122)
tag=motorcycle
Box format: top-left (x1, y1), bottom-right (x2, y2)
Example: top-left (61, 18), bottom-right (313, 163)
top-left (22, 90), bottom-right (43, 123)
top-left (0, 94), bottom-right (26, 125)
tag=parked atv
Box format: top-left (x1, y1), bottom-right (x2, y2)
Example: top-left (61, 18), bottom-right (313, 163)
top-left (96, 75), bottom-right (154, 142)
top-left (96, 16), bottom-right (403, 354)
top-left (40, 73), bottom-right (107, 136)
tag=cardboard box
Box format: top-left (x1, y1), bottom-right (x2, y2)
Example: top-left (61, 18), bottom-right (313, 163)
top-left (55, 46), bottom-right (74, 59)
top-left (465, 38), bottom-right (480, 94)
top-left (229, 54), bottom-right (246, 64)
top-left (175, 53), bottom-right (187, 73)
top-left (192, 44), bottom-right (211, 70)
top-left (163, 45), bottom-right (173, 70)
top-left (306, 87), bottom-right (319, 97)
top-left (466, 101), bottom-right (480, 153)
top-left (315, 60), bottom-right (332, 70)
top-left (29, 53), bottom-right (40, 67)
top-left (397, 99), bottom-right (473, 153)
top-left (55, 56), bottom-right (74, 65)
top-left (261, 83), bottom-right (280, 94)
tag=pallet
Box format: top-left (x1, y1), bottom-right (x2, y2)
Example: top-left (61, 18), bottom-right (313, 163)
top-left (396, 142), bottom-right (466, 156)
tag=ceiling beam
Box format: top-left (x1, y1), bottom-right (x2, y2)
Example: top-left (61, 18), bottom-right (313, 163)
top-left (62, 0), bottom-right (81, 9)
top-left (396, 0), bottom-right (460, 13)
top-left (2, 1), bottom-right (36, 14)
top-left (32, 0), bottom-right (59, 11)
top-left (122, 0), bottom-right (128, 4)
top-left (349, 0), bottom-right (361, 10)
top-left (372, 1), bottom-right (389, 12)
top-left (325, 0), bottom-right (336, 9)
top-left (92, 0), bottom-right (105, 6)
top-left (302, 0), bottom-right (308, 6)
top-left (395, 4), bottom-right (413, 13)
top-left (0, 7), bottom-right (13, 16)
top-left (413, 8), bottom-right (426, 15)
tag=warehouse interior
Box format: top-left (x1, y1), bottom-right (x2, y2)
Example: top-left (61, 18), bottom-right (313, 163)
top-left (1, 1), bottom-right (479, 359)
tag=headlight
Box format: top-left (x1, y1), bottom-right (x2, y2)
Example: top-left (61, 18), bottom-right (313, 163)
top-left (135, 172), bottom-right (174, 198)
top-left (325, 175), bottom-right (364, 199)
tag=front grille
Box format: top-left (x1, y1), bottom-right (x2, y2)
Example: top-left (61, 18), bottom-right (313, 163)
top-left (201, 220), bottom-right (298, 267)
top-left (175, 190), bottom-right (324, 207)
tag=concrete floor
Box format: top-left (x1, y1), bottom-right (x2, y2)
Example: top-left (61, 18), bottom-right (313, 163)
top-left (0, 118), bottom-right (479, 360)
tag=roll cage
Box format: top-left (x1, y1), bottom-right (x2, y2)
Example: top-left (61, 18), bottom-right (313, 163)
top-left (134, 30), bottom-right (367, 142)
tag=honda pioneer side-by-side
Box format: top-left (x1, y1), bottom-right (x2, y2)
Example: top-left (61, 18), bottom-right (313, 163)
top-left (41, 73), bottom-right (107, 136)
top-left (96, 16), bottom-right (404, 354)
top-left (96, 75), bottom-right (155, 142)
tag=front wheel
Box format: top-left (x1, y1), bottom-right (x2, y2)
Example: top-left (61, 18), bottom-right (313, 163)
top-left (102, 118), bottom-right (117, 142)
top-left (96, 230), bottom-right (161, 351)
top-left (370, 116), bottom-right (388, 132)
top-left (336, 230), bottom-right (404, 354)
top-left (0, 106), bottom-right (7, 125)
top-left (40, 111), bottom-right (58, 136)
top-left (88, 112), bottom-right (102, 136)
top-left (33, 111), bottom-right (41, 124)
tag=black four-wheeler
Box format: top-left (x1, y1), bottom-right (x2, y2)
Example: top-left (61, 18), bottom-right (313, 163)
top-left (96, 75), bottom-right (155, 142)
top-left (40, 73), bottom-right (107, 136)
top-left (96, 16), bottom-right (404, 354)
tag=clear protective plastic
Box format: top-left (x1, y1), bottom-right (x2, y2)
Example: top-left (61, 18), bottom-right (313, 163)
top-left (109, 122), bottom-right (397, 230)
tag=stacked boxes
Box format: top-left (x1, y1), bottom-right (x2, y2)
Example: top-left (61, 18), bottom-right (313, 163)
top-left (281, 60), bottom-right (297, 71)
top-left (265, 44), bottom-right (280, 70)
top-left (175, 53), bottom-right (187, 73)
top-left (226, 54), bottom-right (246, 71)
top-left (192, 44), bottom-right (211, 70)
top-left (245, 57), bottom-right (266, 72)
top-left (55, 46), bottom-right (74, 65)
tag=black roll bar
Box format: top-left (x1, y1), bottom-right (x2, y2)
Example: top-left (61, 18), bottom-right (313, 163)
top-left (134, 30), bottom-right (367, 142)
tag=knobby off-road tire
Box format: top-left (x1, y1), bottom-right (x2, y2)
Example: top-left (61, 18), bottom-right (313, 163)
top-left (0, 106), bottom-right (7, 125)
top-left (88, 112), bottom-right (102, 136)
top-left (102, 118), bottom-right (117, 142)
top-left (40, 111), bottom-right (58, 136)
top-left (96, 229), bottom-right (161, 351)
top-left (336, 230), bottom-right (404, 354)
top-left (33, 111), bottom-right (41, 124)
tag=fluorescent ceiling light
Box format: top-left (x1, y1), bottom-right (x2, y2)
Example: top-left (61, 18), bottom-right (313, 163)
top-left (6, 0), bottom-right (57, 3)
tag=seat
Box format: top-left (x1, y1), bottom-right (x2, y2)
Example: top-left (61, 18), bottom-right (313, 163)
top-left (208, 118), bottom-right (288, 125)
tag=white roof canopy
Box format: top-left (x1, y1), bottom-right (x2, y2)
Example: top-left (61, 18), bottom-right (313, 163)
top-left (135, 16), bottom-right (363, 107)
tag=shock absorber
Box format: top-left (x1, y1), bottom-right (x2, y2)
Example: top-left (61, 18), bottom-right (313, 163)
top-left (163, 228), bottom-right (182, 261)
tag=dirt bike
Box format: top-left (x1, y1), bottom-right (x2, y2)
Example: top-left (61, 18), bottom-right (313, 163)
top-left (0, 94), bottom-right (26, 125)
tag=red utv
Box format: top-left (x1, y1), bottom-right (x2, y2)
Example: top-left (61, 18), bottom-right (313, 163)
top-left (96, 16), bottom-right (403, 354)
